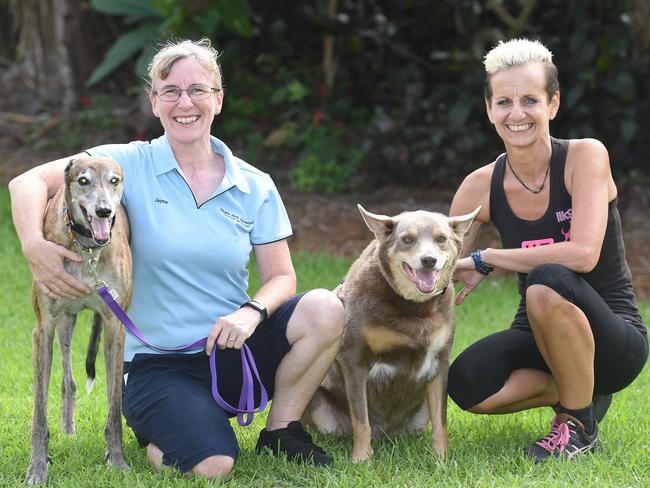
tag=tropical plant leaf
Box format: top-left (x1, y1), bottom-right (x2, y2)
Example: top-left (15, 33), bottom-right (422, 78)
top-left (135, 44), bottom-right (159, 82)
top-left (90, 0), bottom-right (160, 17)
top-left (86, 23), bottom-right (161, 86)
top-left (192, 8), bottom-right (221, 37)
top-left (217, 0), bottom-right (253, 37)
top-left (153, 0), bottom-right (177, 16)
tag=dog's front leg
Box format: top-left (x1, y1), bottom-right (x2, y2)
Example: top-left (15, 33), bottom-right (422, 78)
top-left (57, 314), bottom-right (78, 435)
top-left (340, 355), bottom-right (373, 463)
top-left (26, 321), bottom-right (55, 485)
top-left (102, 318), bottom-right (129, 470)
top-left (426, 354), bottom-right (449, 459)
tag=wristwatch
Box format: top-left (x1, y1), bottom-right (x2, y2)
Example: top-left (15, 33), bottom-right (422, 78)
top-left (241, 299), bottom-right (268, 324)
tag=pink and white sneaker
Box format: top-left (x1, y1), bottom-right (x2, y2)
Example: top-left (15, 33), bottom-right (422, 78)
top-left (525, 414), bottom-right (599, 462)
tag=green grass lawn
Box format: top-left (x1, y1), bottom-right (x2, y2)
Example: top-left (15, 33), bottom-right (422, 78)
top-left (0, 188), bottom-right (648, 487)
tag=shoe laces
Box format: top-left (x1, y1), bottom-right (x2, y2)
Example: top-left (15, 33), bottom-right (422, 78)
top-left (535, 416), bottom-right (576, 453)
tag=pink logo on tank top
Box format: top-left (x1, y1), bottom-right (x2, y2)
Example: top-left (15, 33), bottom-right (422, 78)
top-left (521, 238), bottom-right (555, 248)
top-left (561, 225), bottom-right (571, 241)
top-left (556, 208), bottom-right (572, 222)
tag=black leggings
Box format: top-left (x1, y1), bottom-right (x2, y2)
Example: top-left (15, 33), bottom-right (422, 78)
top-left (448, 263), bottom-right (648, 410)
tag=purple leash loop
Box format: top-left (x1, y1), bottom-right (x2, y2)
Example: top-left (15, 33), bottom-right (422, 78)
top-left (96, 284), bottom-right (268, 426)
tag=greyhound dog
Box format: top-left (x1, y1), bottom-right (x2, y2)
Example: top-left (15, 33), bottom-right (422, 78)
top-left (26, 156), bottom-right (131, 485)
top-left (303, 205), bottom-right (478, 463)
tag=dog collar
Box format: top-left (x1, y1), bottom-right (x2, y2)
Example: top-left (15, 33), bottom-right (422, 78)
top-left (63, 206), bottom-right (112, 251)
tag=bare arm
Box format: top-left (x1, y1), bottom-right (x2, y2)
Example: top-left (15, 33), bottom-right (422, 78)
top-left (252, 238), bottom-right (297, 315)
top-left (206, 239), bottom-right (297, 353)
top-left (449, 163), bottom-right (493, 304)
top-left (8, 154), bottom-right (91, 299)
top-left (480, 139), bottom-right (613, 274)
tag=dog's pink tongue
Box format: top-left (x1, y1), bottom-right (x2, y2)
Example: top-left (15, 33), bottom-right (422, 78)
top-left (415, 269), bottom-right (441, 293)
top-left (91, 218), bottom-right (111, 242)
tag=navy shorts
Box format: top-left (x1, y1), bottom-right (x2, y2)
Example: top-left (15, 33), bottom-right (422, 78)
top-left (448, 264), bottom-right (648, 410)
top-left (121, 293), bottom-right (305, 472)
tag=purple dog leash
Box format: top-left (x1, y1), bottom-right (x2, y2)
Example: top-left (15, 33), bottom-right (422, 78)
top-left (96, 285), bottom-right (268, 426)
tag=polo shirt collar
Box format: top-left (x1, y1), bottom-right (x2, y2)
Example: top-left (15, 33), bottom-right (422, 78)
top-left (151, 133), bottom-right (250, 194)
top-left (210, 136), bottom-right (250, 194)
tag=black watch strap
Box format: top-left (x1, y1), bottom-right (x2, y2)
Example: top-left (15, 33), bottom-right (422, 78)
top-left (241, 300), bottom-right (268, 324)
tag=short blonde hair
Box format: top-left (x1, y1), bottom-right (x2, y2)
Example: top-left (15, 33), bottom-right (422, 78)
top-left (148, 38), bottom-right (222, 90)
top-left (483, 38), bottom-right (559, 101)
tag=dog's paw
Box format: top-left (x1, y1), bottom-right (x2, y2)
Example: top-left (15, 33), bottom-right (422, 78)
top-left (105, 451), bottom-right (130, 471)
top-left (351, 447), bottom-right (373, 464)
top-left (61, 419), bottom-right (76, 436)
top-left (431, 438), bottom-right (448, 459)
top-left (25, 460), bottom-right (49, 485)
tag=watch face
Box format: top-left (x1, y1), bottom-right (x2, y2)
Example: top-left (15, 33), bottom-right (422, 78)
top-left (249, 300), bottom-right (265, 312)
top-left (244, 300), bottom-right (267, 322)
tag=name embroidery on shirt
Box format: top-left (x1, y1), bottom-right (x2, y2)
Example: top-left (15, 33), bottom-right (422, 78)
top-left (154, 198), bottom-right (168, 204)
top-left (220, 208), bottom-right (253, 228)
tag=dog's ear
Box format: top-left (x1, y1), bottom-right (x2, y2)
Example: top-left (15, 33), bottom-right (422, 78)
top-left (358, 204), bottom-right (395, 241)
top-left (448, 206), bottom-right (481, 239)
top-left (64, 159), bottom-right (76, 181)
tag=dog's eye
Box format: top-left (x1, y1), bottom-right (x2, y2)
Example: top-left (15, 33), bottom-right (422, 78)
top-left (436, 235), bottom-right (447, 244)
top-left (110, 177), bottom-right (120, 185)
top-left (77, 177), bottom-right (89, 186)
top-left (402, 235), bottom-right (415, 244)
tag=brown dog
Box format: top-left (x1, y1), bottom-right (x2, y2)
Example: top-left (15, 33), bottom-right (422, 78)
top-left (303, 205), bottom-right (478, 463)
top-left (26, 156), bottom-right (131, 485)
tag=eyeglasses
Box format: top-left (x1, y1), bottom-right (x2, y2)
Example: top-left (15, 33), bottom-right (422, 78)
top-left (153, 85), bottom-right (221, 102)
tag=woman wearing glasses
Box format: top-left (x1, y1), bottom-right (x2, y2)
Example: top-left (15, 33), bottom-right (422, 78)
top-left (9, 38), bottom-right (343, 480)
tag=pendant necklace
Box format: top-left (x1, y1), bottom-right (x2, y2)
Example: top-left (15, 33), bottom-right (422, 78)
top-left (505, 155), bottom-right (551, 194)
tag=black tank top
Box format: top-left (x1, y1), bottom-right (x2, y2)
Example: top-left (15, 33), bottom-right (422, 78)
top-left (489, 137), bottom-right (644, 331)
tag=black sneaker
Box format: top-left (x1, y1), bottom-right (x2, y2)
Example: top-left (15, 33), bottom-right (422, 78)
top-left (524, 414), bottom-right (599, 462)
top-left (592, 393), bottom-right (613, 423)
top-left (256, 421), bottom-right (333, 466)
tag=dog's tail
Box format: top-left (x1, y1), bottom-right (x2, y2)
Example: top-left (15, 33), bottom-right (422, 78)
top-left (85, 313), bottom-right (102, 394)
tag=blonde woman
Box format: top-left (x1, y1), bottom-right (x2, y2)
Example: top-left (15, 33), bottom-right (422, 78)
top-left (448, 38), bottom-right (647, 461)
top-left (9, 38), bottom-right (343, 480)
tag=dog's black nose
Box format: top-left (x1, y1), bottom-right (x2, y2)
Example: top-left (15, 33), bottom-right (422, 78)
top-left (96, 207), bottom-right (112, 218)
top-left (421, 255), bottom-right (437, 268)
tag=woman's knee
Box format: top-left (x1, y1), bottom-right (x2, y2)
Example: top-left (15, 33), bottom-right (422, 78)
top-left (526, 283), bottom-right (584, 330)
top-left (525, 264), bottom-right (572, 314)
top-left (525, 283), bottom-right (563, 314)
top-left (526, 263), bottom-right (570, 289)
top-left (191, 455), bottom-right (234, 481)
top-left (297, 288), bottom-right (345, 342)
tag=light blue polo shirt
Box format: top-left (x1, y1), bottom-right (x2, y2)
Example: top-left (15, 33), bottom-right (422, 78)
top-left (87, 134), bottom-right (292, 361)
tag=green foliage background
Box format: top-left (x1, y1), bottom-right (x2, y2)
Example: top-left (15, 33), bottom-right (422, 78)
top-left (3, 1), bottom-right (649, 193)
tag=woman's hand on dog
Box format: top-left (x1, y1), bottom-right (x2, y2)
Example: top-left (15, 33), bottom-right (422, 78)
top-left (24, 238), bottom-right (91, 299)
top-left (206, 307), bottom-right (261, 353)
top-left (453, 256), bottom-right (486, 305)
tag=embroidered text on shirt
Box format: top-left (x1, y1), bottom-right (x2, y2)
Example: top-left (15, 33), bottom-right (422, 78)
top-left (220, 208), bottom-right (253, 227)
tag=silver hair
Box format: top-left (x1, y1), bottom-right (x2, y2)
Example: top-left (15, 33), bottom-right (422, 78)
top-left (147, 38), bottom-right (222, 90)
top-left (483, 38), bottom-right (559, 101)
top-left (483, 38), bottom-right (553, 74)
